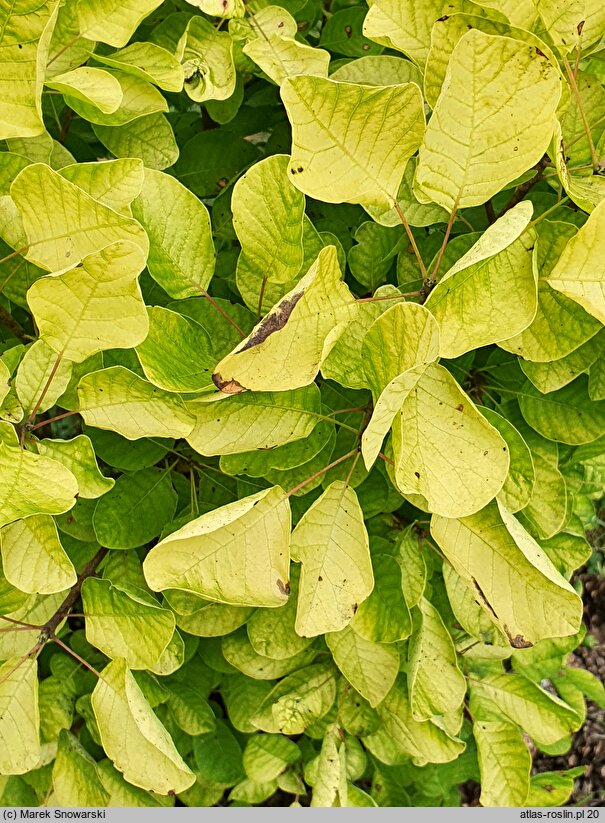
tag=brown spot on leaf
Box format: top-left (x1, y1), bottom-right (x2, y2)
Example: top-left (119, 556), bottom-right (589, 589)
top-left (212, 375), bottom-right (247, 394)
top-left (507, 631), bottom-right (533, 649)
top-left (577, 20), bottom-right (585, 35)
top-left (351, 603), bottom-right (358, 614)
top-left (455, 403), bottom-right (464, 412)
top-left (318, 575), bottom-right (323, 582)
top-left (239, 291), bottom-right (304, 352)
top-left (535, 47), bottom-right (546, 58)
top-left (437, 14), bottom-right (449, 21)
top-left (414, 471), bottom-right (420, 479)
top-left (543, 785), bottom-right (555, 793)
top-left (344, 25), bottom-right (352, 36)
top-left (276, 579), bottom-right (290, 596)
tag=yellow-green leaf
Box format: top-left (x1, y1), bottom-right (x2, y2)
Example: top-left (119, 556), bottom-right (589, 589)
top-left (94, 42), bottom-right (184, 93)
top-left (76, 367), bottom-right (195, 440)
top-left (408, 597), bottom-right (466, 720)
top-left (244, 11), bottom-right (330, 85)
top-left (351, 553), bottom-right (412, 643)
top-left (0, 0), bottom-right (56, 139)
top-left (14, 340), bottom-right (73, 416)
top-left (291, 481), bottom-right (373, 638)
top-left (181, 17), bottom-right (235, 103)
top-left (474, 719), bottom-right (530, 806)
top-left (143, 486), bottom-right (291, 608)
top-left (45, 67), bottom-right (123, 114)
top-left (547, 198), bottom-right (605, 324)
top-left (425, 205), bottom-right (536, 358)
top-left (519, 377), bottom-right (605, 446)
top-left (0, 443), bottom-right (77, 529)
top-left (82, 578), bottom-right (175, 669)
top-left (363, 363), bottom-right (509, 517)
top-left (36, 435), bottom-right (114, 499)
top-left (93, 113), bottom-right (179, 171)
top-left (28, 241), bottom-right (148, 363)
top-left (53, 730), bottom-right (109, 807)
top-left (91, 658), bottom-right (195, 794)
top-left (415, 30), bottom-right (561, 210)
top-left (326, 626), bottom-right (399, 708)
top-left (0, 657), bottom-right (40, 775)
top-left (431, 500), bottom-right (583, 646)
top-left (11, 163), bottom-right (148, 271)
top-left (361, 301), bottom-right (440, 398)
top-left (0, 515), bottom-right (76, 595)
top-left (281, 76), bottom-right (425, 209)
top-left (213, 246), bottom-right (354, 393)
top-left (78, 0), bottom-right (164, 47)
top-left (233, 155), bottom-right (305, 314)
top-left (187, 386), bottom-right (320, 457)
top-left (135, 306), bottom-right (214, 393)
top-left (131, 169), bottom-right (214, 299)
top-left (60, 159), bottom-right (145, 214)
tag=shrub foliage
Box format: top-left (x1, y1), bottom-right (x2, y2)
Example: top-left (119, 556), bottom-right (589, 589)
top-left (0, 0), bottom-right (605, 808)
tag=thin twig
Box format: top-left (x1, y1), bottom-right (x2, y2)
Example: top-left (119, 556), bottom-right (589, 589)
top-left (51, 635), bottom-right (104, 680)
top-left (355, 290), bottom-right (422, 303)
top-left (496, 157), bottom-right (550, 218)
top-left (286, 449), bottom-right (358, 496)
top-left (393, 202), bottom-right (428, 281)
top-left (29, 409), bottom-right (80, 433)
top-left (430, 207), bottom-right (457, 282)
top-left (562, 54), bottom-right (601, 172)
top-left (199, 287), bottom-right (246, 337)
top-left (0, 304), bottom-right (31, 343)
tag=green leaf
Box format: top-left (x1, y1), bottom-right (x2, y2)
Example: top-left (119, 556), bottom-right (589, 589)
top-left (281, 76), bottom-right (424, 209)
top-left (36, 436), bottom-right (114, 500)
top-left (0, 515), bottom-right (76, 595)
top-left (291, 481), bottom-right (373, 638)
top-left (78, 0), bottom-right (164, 47)
top-left (547, 198), bottom-right (605, 324)
top-left (213, 246), bottom-right (354, 393)
top-left (474, 719), bottom-right (530, 806)
top-left (326, 626), bottom-right (399, 707)
top-left (408, 597), bottom-right (466, 720)
top-left (94, 42), bottom-right (184, 93)
top-left (76, 366), bottom-right (195, 440)
top-left (0, 443), bottom-right (77, 529)
top-left (52, 730), bottom-right (110, 807)
top-left (424, 206), bottom-right (537, 358)
top-left (92, 468), bottom-right (178, 550)
top-left (93, 113), bottom-right (179, 171)
top-left (11, 163), bottom-right (148, 271)
top-left (91, 658), bottom-right (195, 794)
top-left (364, 679), bottom-right (465, 764)
top-left (233, 155), bottom-right (305, 313)
top-left (521, 331), bottom-right (605, 394)
top-left (187, 385), bottom-right (320, 457)
top-left (131, 169), bottom-right (215, 299)
top-left (251, 662), bottom-right (338, 734)
top-left (192, 719), bottom-right (245, 787)
top-left (82, 578), bottom-right (175, 669)
top-left (246, 568), bottom-right (313, 660)
top-left (181, 16), bottom-right (235, 103)
top-left (28, 241), bottom-right (149, 363)
top-left (525, 768), bottom-right (585, 807)
top-left (519, 377), bottom-right (605, 445)
top-left (243, 734), bottom-right (301, 783)
top-left (415, 30), bottom-right (561, 210)
top-left (144, 486), bottom-right (291, 607)
top-left (431, 501), bottom-right (582, 646)
top-left (222, 628), bottom-right (316, 680)
top-left (0, 657), bottom-right (40, 775)
top-left (351, 553), bottom-right (412, 643)
top-left (135, 306), bottom-right (215, 393)
top-left (478, 406), bottom-right (535, 513)
top-left (45, 67), bottom-right (123, 114)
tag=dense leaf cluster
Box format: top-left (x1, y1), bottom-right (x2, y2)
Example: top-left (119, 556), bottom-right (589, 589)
top-left (0, 0), bottom-right (605, 808)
